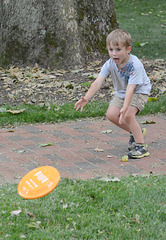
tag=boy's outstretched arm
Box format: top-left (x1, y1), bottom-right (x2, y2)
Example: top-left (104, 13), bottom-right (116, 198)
top-left (74, 75), bottom-right (105, 112)
top-left (119, 84), bottom-right (136, 124)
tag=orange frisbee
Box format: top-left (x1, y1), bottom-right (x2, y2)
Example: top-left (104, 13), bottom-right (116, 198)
top-left (18, 166), bottom-right (60, 199)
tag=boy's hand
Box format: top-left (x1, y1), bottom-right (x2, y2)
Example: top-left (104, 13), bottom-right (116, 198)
top-left (74, 96), bottom-right (88, 112)
top-left (119, 108), bottom-right (126, 124)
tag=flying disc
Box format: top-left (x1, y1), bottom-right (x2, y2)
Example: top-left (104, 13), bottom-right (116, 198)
top-left (18, 166), bottom-right (60, 199)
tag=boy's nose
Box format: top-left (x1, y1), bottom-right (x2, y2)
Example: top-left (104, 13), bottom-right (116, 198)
top-left (112, 50), bottom-right (116, 56)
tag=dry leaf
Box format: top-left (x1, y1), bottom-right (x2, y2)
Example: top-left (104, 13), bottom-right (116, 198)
top-left (25, 210), bottom-right (35, 218)
top-left (99, 176), bottom-right (121, 182)
top-left (19, 234), bottom-right (27, 239)
top-left (7, 109), bottom-right (25, 114)
top-left (101, 130), bottom-right (112, 134)
top-left (94, 148), bottom-right (104, 152)
top-left (18, 150), bottom-right (25, 154)
top-left (7, 129), bottom-right (15, 132)
top-left (63, 204), bottom-right (68, 209)
top-left (142, 120), bottom-right (156, 124)
top-left (10, 210), bottom-right (22, 216)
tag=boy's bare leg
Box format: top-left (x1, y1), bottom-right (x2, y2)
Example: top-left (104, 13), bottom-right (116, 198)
top-left (106, 105), bottom-right (144, 144)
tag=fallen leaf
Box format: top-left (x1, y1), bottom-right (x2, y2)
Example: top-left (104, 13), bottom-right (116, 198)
top-left (142, 120), bottom-right (156, 124)
top-left (18, 150), bottom-right (26, 154)
top-left (7, 109), bottom-right (25, 114)
top-left (25, 210), bottom-right (35, 218)
top-left (99, 176), bottom-right (121, 182)
top-left (121, 155), bottom-right (128, 162)
top-left (39, 142), bottom-right (53, 147)
top-left (10, 210), bottom-right (22, 216)
top-left (136, 42), bottom-right (148, 47)
top-left (101, 130), bottom-right (112, 134)
top-left (147, 97), bottom-right (158, 102)
top-left (63, 204), bottom-right (68, 209)
top-left (19, 234), bottom-right (27, 239)
top-left (88, 75), bottom-right (95, 79)
top-left (94, 148), bottom-right (104, 152)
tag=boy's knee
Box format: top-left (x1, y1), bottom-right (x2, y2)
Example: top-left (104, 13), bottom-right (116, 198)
top-left (123, 113), bottom-right (134, 123)
top-left (106, 109), bottom-right (117, 122)
top-left (106, 109), bottom-right (112, 121)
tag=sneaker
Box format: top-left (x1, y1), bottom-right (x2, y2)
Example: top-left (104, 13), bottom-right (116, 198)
top-left (128, 143), bottom-right (150, 159)
top-left (128, 128), bottom-right (146, 151)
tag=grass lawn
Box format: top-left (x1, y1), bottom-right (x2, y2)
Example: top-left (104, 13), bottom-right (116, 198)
top-left (114, 0), bottom-right (166, 60)
top-left (0, 175), bottom-right (166, 239)
top-left (0, 95), bottom-right (166, 127)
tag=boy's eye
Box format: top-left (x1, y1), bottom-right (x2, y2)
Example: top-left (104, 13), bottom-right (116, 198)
top-left (109, 48), bottom-right (121, 52)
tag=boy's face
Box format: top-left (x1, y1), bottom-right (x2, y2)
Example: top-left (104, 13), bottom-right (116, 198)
top-left (107, 42), bottom-right (131, 68)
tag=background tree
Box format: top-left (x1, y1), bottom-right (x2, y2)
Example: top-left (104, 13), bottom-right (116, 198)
top-left (0, 0), bottom-right (118, 69)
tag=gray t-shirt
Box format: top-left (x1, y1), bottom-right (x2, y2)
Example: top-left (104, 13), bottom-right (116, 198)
top-left (99, 54), bottom-right (151, 98)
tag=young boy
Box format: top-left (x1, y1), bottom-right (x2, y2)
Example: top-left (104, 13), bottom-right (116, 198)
top-left (75, 29), bottom-right (151, 159)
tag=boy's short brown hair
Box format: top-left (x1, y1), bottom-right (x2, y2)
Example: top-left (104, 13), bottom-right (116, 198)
top-left (106, 29), bottom-right (133, 48)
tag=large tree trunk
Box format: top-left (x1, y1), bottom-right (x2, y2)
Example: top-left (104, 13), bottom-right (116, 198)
top-left (0, 0), bottom-right (118, 69)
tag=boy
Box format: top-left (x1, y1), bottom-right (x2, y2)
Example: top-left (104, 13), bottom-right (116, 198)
top-left (75, 29), bottom-right (151, 159)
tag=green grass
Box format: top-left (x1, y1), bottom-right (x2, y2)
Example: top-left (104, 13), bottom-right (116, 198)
top-left (0, 175), bottom-right (165, 240)
top-left (0, 95), bottom-right (165, 127)
top-left (114, 0), bottom-right (166, 59)
top-left (140, 95), bottom-right (166, 115)
top-left (0, 101), bottom-right (108, 127)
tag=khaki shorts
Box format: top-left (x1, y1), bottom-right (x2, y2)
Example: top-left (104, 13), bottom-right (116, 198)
top-left (109, 94), bottom-right (148, 112)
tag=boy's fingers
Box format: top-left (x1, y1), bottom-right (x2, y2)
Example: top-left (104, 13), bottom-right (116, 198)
top-left (75, 97), bottom-right (88, 112)
top-left (119, 113), bottom-right (123, 124)
top-left (76, 105), bottom-right (81, 111)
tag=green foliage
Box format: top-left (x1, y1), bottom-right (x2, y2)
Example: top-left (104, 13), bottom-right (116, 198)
top-left (114, 0), bottom-right (166, 59)
top-left (1, 175), bottom-right (165, 239)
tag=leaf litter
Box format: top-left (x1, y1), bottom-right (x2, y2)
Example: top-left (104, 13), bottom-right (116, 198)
top-left (0, 59), bottom-right (165, 107)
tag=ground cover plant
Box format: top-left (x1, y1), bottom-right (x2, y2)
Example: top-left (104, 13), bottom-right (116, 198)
top-left (0, 175), bottom-right (165, 239)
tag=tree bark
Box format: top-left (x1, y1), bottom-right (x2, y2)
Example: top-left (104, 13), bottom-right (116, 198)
top-left (0, 0), bottom-right (118, 69)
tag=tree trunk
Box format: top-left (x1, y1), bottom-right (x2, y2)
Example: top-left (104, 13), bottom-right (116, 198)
top-left (0, 0), bottom-right (118, 69)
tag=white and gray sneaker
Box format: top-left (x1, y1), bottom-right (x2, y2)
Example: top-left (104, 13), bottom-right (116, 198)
top-left (128, 143), bottom-right (150, 159)
top-left (128, 128), bottom-right (146, 151)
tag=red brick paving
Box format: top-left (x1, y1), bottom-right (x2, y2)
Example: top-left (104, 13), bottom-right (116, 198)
top-left (0, 115), bottom-right (165, 185)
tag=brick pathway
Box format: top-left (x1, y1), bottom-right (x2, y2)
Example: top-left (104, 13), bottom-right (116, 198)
top-left (0, 115), bottom-right (166, 185)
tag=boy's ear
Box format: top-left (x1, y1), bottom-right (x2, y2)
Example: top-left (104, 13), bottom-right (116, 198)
top-left (127, 46), bottom-right (132, 53)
